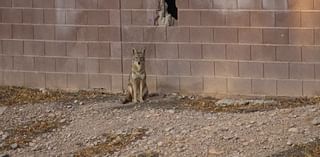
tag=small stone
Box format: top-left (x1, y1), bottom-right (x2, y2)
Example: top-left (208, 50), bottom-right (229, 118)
top-left (208, 147), bottom-right (224, 155)
top-left (157, 141), bottom-right (163, 147)
top-left (220, 127), bottom-right (229, 132)
top-left (2, 133), bottom-right (9, 140)
top-left (29, 142), bottom-right (35, 147)
top-left (165, 127), bottom-right (173, 132)
top-left (79, 102), bottom-right (84, 105)
top-left (309, 108), bottom-right (317, 112)
top-left (288, 128), bottom-right (299, 133)
top-left (0, 106), bottom-right (7, 115)
top-left (167, 110), bottom-right (175, 114)
top-left (243, 142), bottom-right (249, 146)
top-left (176, 147), bottom-right (184, 152)
top-left (223, 136), bottom-right (233, 140)
top-left (287, 140), bottom-right (293, 146)
top-left (311, 117), bottom-right (320, 125)
top-left (59, 119), bottom-right (66, 123)
top-left (48, 113), bottom-right (55, 118)
top-left (10, 143), bottom-right (18, 149)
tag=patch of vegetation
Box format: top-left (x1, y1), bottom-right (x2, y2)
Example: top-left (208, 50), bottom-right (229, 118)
top-left (74, 128), bottom-right (147, 157)
top-left (0, 117), bottom-right (67, 151)
top-left (133, 151), bottom-right (160, 157)
top-left (0, 86), bottom-right (118, 106)
top-left (181, 96), bottom-right (320, 113)
top-left (269, 139), bottom-right (320, 157)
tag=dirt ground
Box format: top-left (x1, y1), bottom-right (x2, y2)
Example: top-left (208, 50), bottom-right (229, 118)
top-left (0, 86), bottom-right (319, 157)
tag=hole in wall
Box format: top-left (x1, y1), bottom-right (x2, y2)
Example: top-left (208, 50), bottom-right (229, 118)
top-left (165, 0), bottom-right (178, 20)
top-left (154, 0), bottom-right (178, 26)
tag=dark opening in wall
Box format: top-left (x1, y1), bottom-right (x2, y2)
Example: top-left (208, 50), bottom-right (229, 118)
top-left (165, 0), bottom-right (178, 20)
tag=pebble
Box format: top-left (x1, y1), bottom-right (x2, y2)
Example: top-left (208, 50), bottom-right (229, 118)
top-left (287, 140), bottom-right (293, 146)
top-left (242, 142), bottom-right (249, 146)
top-left (288, 128), bottom-right (299, 133)
top-left (29, 142), bottom-right (35, 147)
top-left (2, 133), bottom-right (9, 140)
top-left (223, 136), bottom-right (233, 140)
top-left (0, 106), bottom-right (7, 115)
top-left (59, 119), bottom-right (66, 123)
top-left (48, 113), bottom-right (55, 118)
top-left (311, 117), bottom-right (320, 125)
top-left (208, 147), bottom-right (224, 155)
top-left (309, 108), bottom-right (318, 112)
top-left (10, 143), bottom-right (18, 150)
top-left (165, 127), bottom-right (173, 132)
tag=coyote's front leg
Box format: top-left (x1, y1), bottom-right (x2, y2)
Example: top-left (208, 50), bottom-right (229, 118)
top-left (132, 80), bottom-right (138, 103)
top-left (139, 80), bottom-right (144, 103)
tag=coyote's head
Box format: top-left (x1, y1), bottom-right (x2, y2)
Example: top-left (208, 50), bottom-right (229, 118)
top-left (132, 48), bottom-right (146, 72)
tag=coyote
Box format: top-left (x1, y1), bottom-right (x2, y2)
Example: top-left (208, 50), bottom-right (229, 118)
top-left (122, 48), bottom-right (148, 104)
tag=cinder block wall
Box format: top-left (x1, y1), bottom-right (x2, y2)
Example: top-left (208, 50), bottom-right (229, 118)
top-left (0, 0), bottom-right (122, 92)
top-left (1, 0), bottom-right (320, 96)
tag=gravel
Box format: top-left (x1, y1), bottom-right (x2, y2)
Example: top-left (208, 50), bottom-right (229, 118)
top-left (0, 95), bottom-right (319, 157)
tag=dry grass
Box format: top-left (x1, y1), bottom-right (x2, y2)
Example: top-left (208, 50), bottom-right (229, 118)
top-left (181, 96), bottom-right (320, 113)
top-left (74, 128), bottom-right (147, 157)
top-left (0, 86), bottom-right (117, 106)
top-left (0, 117), bottom-right (67, 151)
top-left (270, 139), bottom-right (320, 157)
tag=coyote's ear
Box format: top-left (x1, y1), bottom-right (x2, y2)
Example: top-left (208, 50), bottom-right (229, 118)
top-left (142, 48), bottom-right (146, 56)
top-left (132, 48), bottom-right (137, 55)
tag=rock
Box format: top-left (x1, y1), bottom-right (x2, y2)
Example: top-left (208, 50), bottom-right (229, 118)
top-left (59, 119), bottom-right (66, 123)
top-left (29, 142), bottom-right (35, 147)
top-left (311, 117), bottom-right (320, 125)
top-left (167, 109), bottom-right (175, 114)
top-left (243, 142), bottom-right (249, 146)
top-left (223, 136), bottom-right (233, 140)
top-left (157, 141), bottom-right (163, 147)
top-left (208, 147), bottom-right (224, 155)
top-left (2, 133), bottom-right (9, 140)
top-left (220, 127), bottom-right (229, 132)
top-left (0, 106), bottom-right (7, 115)
top-left (48, 113), bottom-right (55, 118)
top-left (10, 143), bottom-right (18, 150)
top-left (165, 127), bottom-right (173, 132)
top-left (309, 108), bottom-right (317, 112)
top-left (287, 140), bottom-right (293, 146)
top-left (288, 128), bottom-right (299, 133)
top-left (0, 154), bottom-right (9, 157)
